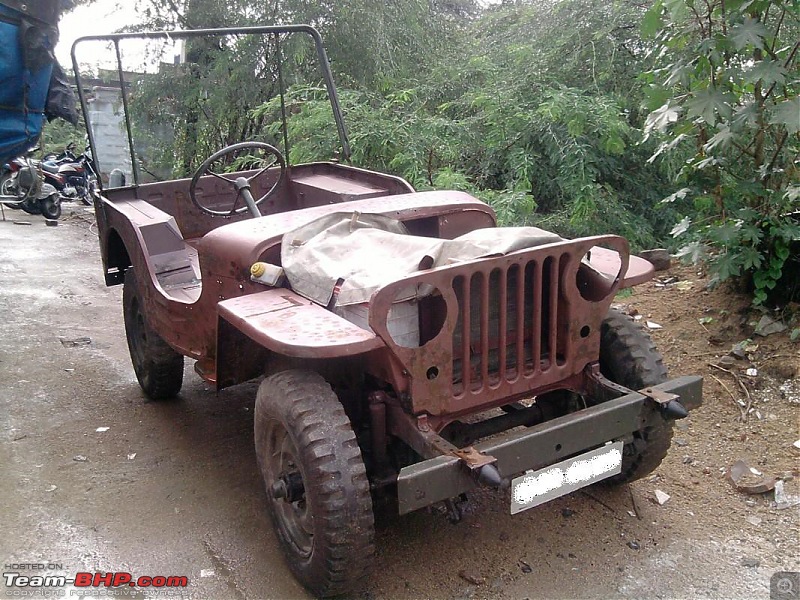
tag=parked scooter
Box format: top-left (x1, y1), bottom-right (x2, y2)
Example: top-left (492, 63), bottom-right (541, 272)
top-left (0, 160), bottom-right (61, 220)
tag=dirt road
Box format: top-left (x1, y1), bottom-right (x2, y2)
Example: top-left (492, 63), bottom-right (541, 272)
top-left (1, 211), bottom-right (798, 600)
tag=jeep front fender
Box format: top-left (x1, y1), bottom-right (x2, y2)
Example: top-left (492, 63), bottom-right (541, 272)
top-left (217, 289), bottom-right (383, 360)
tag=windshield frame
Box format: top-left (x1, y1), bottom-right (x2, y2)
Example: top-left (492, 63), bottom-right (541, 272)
top-left (71, 24), bottom-right (350, 189)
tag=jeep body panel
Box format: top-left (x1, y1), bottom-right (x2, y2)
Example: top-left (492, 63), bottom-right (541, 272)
top-left (217, 289), bottom-right (383, 358)
top-left (97, 173), bottom-right (653, 391)
top-left (367, 234), bottom-right (632, 418)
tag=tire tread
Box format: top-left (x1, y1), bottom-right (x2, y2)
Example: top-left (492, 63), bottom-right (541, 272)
top-left (123, 269), bottom-right (183, 400)
top-left (255, 370), bottom-right (374, 597)
top-left (600, 308), bottom-right (673, 484)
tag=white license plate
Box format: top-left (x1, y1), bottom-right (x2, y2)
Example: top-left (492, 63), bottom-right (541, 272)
top-left (510, 441), bottom-right (623, 514)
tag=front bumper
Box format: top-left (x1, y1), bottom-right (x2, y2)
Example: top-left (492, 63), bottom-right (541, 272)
top-left (396, 375), bottom-right (703, 514)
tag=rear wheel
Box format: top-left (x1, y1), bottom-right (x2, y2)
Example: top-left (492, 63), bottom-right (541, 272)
top-left (599, 308), bottom-right (672, 484)
top-left (254, 370), bottom-right (374, 598)
top-left (39, 195), bottom-right (61, 220)
top-left (79, 182), bottom-right (94, 205)
top-left (123, 269), bottom-right (183, 400)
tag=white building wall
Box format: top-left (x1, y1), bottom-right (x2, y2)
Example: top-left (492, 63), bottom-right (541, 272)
top-left (86, 86), bottom-right (133, 186)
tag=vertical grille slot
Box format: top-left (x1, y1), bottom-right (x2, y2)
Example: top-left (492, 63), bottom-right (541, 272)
top-left (479, 271), bottom-right (490, 389)
top-left (458, 275), bottom-right (471, 394)
top-left (557, 253), bottom-right (570, 365)
top-left (514, 263), bottom-right (525, 378)
top-left (451, 252), bottom-right (569, 397)
top-left (548, 256), bottom-right (559, 368)
top-left (494, 268), bottom-right (507, 385)
top-left (523, 260), bottom-right (540, 376)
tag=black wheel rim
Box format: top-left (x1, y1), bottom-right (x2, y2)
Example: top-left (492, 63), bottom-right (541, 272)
top-left (263, 419), bottom-right (313, 558)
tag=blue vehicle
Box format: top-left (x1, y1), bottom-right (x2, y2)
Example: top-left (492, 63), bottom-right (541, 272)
top-left (0, 0), bottom-right (77, 166)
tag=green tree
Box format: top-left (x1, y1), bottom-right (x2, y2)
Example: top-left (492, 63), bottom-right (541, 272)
top-left (40, 119), bottom-right (84, 157)
top-left (265, 0), bottom-right (681, 246)
top-left (413, 0), bottom-right (685, 244)
top-left (120, 0), bottom-right (480, 178)
top-left (643, 0), bottom-right (799, 304)
top-left (128, 0), bottom-right (476, 87)
top-left (115, 0), bottom-right (694, 249)
top-left (474, 0), bottom-right (651, 102)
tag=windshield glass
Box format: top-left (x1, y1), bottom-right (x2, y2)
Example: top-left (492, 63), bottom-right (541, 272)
top-left (71, 26), bottom-right (348, 188)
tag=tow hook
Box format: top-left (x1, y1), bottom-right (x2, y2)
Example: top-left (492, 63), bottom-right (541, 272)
top-left (640, 386), bottom-right (688, 420)
top-left (440, 448), bottom-right (504, 524)
top-left (452, 447), bottom-right (506, 489)
top-left (476, 463), bottom-right (504, 488)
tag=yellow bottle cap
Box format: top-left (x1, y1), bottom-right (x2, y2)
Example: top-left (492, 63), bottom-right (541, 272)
top-left (250, 262), bottom-right (266, 277)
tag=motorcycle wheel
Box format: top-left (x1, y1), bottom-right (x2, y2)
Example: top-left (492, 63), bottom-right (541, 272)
top-left (79, 186), bottom-right (93, 206)
top-left (40, 195), bottom-right (61, 220)
top-left (1, 173), bottom-right (23, 209)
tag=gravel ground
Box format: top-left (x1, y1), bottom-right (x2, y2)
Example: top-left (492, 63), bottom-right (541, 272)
top-left (1, 210), bottom-right (797, 600)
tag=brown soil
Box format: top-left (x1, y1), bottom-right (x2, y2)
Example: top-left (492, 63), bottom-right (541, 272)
top-left (629, 263), bottom-right (799, 488)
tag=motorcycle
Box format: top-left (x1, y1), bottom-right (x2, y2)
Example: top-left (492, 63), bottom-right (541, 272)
top-left (1, 143), bottom-right (97, 206)
top-left (42, 143), bottom-right (98, 205)
top-left (0, 160), bottom-right (61, 220)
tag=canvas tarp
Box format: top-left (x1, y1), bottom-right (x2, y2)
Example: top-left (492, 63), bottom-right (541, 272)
top-left (281, 212), bottom-right (563, 307)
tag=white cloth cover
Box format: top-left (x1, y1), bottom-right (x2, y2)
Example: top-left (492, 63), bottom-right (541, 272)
top-left (281, 212), bottom-right (563, 307)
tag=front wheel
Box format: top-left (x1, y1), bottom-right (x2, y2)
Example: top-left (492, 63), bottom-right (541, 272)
top-left (254, 370), bottom-right (375, 598)
top-left (599, 308), bottom-right (673, 484)
top-left (123, 269), bottom-right (184, 400)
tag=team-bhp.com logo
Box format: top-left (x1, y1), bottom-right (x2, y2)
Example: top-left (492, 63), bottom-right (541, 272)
top-left (3, 564), bottom-right (188, 597)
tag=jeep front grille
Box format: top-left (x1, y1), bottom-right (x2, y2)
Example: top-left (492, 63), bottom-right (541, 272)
top-left (451, 254), bottom-right (567, 396)
top-left (368, 236), bottom-right (628, 417)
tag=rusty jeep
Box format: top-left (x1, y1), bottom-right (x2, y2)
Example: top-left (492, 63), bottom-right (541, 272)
top-left (73, 25), bottom-right (702, 597)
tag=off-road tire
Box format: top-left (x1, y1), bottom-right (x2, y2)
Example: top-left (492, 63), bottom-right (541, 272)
top-left (599, 308), bottom-right (672, 484)
top-left (254, 370), bottom-right (375, 598)
top-left (39, 196), bottom-right (61, 220)
top-left (123, 269), bottom-right (183, 400)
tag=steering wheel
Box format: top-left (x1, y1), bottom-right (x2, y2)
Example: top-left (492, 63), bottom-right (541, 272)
top-left (189, 141), bottom-right (286, 218)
